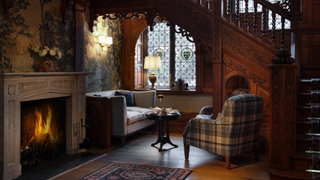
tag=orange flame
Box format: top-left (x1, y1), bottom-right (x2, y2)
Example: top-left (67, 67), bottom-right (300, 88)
top-left (34, 106), bottom-right (60, 146)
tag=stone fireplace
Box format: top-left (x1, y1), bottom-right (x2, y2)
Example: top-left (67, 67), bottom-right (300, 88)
top-left (0, 72), bottom-right (90, 180)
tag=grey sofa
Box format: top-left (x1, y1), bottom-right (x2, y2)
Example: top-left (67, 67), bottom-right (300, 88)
top-left (86, 90), bottom-right (156, 146)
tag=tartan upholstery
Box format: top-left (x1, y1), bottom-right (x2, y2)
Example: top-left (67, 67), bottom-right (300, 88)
top-left (230, 88), bottom-right (248, 96)
top-left (183, 94), bottom-right (264, 157)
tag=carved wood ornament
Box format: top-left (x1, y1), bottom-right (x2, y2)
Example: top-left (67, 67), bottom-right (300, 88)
top-left (224, 57), bottom-right (270, 90)
top-left (1, 0), bottom-right (16, 14)
top-left (271, 68), bottom-right (280, 167)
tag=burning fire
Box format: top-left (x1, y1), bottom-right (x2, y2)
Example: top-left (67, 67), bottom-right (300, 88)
top-left (34, 106), bottom-right (61, 147)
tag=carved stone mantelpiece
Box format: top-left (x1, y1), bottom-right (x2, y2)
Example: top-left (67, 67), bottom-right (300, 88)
top-left (0, 72), bottom-right (91, 180)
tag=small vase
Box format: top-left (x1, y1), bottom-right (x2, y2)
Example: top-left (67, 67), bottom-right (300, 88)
top-left (39, 58), bottom-right (53, 72)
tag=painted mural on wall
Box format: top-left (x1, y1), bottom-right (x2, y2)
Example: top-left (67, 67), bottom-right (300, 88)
top-left (0, 0), bottom-right (74, 73)
top-left (84, 2), bottom-right (123, 93)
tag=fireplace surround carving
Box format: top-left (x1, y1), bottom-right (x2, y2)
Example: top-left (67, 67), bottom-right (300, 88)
top-left (0, 72), bottom-right (90, 180)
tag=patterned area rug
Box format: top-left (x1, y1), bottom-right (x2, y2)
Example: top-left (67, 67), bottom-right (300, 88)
top-left (79, 162), bottom-right (192, 180)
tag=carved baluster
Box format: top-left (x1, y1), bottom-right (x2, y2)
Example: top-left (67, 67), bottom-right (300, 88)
top-left (235, 0), bottom-right (240, 26)
top-left (205, 0), bottom-right (209, 9)
top-left (227, 0), bottom-right (231, 13)
top-left (281, 16), bottom-right (285, 48)
top-left (262, 7), bottom-right (267, 37)
top-left (244, 0), bottom-right (249, 27)
top-left (253, 1), bottom-right (258, 32)
top-left (272, 11), bottom-right (276, 43)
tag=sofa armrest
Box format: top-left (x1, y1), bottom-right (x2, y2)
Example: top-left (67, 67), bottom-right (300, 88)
top-left (110, 96), bottom-right (128, 136)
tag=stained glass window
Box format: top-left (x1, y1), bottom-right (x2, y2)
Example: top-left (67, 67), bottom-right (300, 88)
top-left (175, 26), bottom-right (196, 87)
top-left (145, 23), bottom-right (196, 89)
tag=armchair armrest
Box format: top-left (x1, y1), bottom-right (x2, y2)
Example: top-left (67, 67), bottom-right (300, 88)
top-left (183, 118), bottom-right (234, 157)
top-left (199, 105), bottom-right (213, 115)
top-left (110, 96), bottom-right (128, 136)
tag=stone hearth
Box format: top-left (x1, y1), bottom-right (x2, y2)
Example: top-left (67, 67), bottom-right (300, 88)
top-left (0, 72), bottom-right (90, 180)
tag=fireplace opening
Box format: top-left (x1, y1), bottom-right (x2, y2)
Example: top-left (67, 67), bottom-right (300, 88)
top-left (20, 97), bottom-right (66, 167)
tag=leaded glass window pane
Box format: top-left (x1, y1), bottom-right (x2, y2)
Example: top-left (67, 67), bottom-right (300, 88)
top-left (135, 35), bottom-right (143, 88)
top-left (145, 23), bottom-right (197, 89)
top-left (147, 23), bottom-right (170, 88)
top-left (175, 26), bottom-right (196, 88)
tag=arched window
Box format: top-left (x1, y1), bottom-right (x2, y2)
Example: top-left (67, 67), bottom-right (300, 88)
top-left (135, 23), bottom-right (196, 90)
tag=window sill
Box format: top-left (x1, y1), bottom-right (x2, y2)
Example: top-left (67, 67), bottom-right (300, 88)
top-left (135, 88), bottom-right (212, 95)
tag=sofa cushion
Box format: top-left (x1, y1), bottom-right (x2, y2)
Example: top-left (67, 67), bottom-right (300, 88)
top-left (127, 107), bottom-right (150, 125)
top-left (127, 111), bottom-right (145, 125)
top-left (116, 91), bottom-right (135, 106)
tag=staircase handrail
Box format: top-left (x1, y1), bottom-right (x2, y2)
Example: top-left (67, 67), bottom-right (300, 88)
top-left (254, 0), bottom-right (291, 20)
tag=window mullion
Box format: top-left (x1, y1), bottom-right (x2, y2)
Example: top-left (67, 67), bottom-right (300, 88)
top-left (170, 24), bottom-right (176, 88)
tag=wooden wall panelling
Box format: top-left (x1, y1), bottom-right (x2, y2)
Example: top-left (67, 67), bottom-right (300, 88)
top-left (312, 0), bottom-right (320, 29)
top-left (123, 16), bottom-right (148, 90)
top-left (300, 0), bottom-right (320, 78)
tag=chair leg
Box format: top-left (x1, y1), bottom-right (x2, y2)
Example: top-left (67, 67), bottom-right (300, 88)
top-left (254, 149), bottom-right (259, 161)
top-left (226, 157), bottom-right (230, 170)
top-left (121, 137), bottom-right (125, 147)
top-left (184, 144), bottom-right (190, 160)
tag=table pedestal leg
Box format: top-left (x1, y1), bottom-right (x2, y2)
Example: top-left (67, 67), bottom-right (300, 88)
top-left (151, 119), bottom-right (178, 152)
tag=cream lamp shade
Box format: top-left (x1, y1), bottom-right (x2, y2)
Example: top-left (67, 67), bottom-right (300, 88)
top-left (144, 56), bottom-right (161, 90)
top-left (144, 56), bottom-right (161, 69)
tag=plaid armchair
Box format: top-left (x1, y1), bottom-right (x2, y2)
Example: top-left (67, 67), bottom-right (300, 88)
top-left (196, 88), bottom-right (249, 119)
top-left (183, 94), bottom-right (264, 169)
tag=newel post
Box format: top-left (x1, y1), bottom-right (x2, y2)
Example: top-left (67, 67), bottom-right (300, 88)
top-left (269, 49), bottom-right (297, 171)
top-left (211, 0), bottom-right (223, 116)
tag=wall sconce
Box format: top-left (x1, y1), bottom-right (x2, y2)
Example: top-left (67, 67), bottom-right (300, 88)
top-left (98, 36), bottom-right (113, 51)
top-left (144, 56), bottom-right (161, 90)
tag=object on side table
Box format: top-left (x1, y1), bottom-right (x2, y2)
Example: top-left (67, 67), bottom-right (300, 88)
top-left (158, 94), bottom-right (163, 108)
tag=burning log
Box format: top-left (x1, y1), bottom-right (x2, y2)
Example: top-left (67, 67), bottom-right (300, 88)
top-left (21, 136), bottom-right (34, 151)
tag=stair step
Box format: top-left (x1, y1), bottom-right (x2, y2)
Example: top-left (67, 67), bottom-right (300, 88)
top-left (290, 152), bottom-right (312, 171)
top-left (297, 121), bottom-right (312, 135)
top-left (296, 135), bottom-right (312, 152)
top-left (269, 168), bottom-right (312, 180)
top-left (299, 79), bottom-right (312, 93)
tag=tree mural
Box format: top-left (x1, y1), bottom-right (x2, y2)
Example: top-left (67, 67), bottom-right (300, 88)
top-left (0, 0), bottom-right (32, 72)
top-left (32, 0), bottom-right (74, 72)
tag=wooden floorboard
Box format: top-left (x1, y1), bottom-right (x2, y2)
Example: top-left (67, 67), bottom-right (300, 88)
top-left (51, 133), bottom-right (270, 180)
